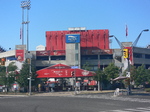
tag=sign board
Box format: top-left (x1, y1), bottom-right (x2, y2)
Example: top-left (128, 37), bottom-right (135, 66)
top-left (126, 72), bottom-right (130, 77)
top-left (66, 34), bottom-right (80, 43)
top-left (16, 49), bottom-right (24, 62)
top-left (68, 27), bottom-right (86, 31)
top-left (81, 49), bottom-right (113, 55)
top-left (71, 66), bottom-right (79, 69)
top-left (36, 45), bottom-right (45, 51)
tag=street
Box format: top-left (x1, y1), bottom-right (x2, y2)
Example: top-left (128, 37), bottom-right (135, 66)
top-left (0, 93), bottom-right (150, 112)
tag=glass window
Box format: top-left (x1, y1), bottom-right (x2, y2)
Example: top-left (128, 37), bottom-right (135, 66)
top-left (75, 54), bottom-right (78, 61)
top-left (133, 53), bottom-right (142, 58)
top-left (51, 56), bottom-right (65, 60)
top-left (36, 56), bottom-right (49, 60)
top-left (100, 55), bottom-right (113, 59)
top-left (81, 55), bottom-right (98, 60)
top-left (145, 54), bottom-right (150, 59)
top-left (75, 43), bottom-right (78, 50)
top-left (36, 66), bottom-right (48, 70)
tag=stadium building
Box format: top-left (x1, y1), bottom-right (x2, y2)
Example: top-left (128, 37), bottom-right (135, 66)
top-left (0, 28), bottom-right (150, 78)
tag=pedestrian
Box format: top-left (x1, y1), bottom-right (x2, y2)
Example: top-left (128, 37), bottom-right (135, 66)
top-left (38, 84), bottom-right (41, 92)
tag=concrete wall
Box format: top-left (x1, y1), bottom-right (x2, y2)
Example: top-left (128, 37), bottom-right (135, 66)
top-left (65, 43), bottom-right (80, 68)
top-left (0, 50), bottom-right (15, 58)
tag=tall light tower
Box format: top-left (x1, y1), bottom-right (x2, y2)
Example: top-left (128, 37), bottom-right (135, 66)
top-left (21, 0), bottom-right (31, 95)
top-left (21, 0), bottom-right (31, 51)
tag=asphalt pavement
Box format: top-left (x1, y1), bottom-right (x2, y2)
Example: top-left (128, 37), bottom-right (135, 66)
top-left (0, 89), bottom-right (150, 112)
top-left (0, 89), bottom-right (150, 99)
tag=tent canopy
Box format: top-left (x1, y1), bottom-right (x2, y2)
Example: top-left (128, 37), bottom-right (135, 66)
top-left (36, 64), bottom-right (95, 78)
top-left (113, 76), bottom-right (128, 81)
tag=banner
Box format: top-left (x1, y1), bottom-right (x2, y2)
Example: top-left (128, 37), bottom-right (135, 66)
top-left (16, 49), bottom-right (24, 62)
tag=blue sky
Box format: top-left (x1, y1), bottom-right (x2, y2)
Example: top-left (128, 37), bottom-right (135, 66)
top-left (0, 0), bottom-right (150, 51)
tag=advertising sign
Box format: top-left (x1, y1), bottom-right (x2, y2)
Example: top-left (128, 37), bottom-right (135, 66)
top-left (36, 64), bottom-right (95, 78)
top-left (81, 49), bottom-right (113, 55)
top-left (36, 50), bottom-right (65, 56)
top-left (51, 50), bottom-right (65, 56)
top-left (36, 51), bottom-right (49, 56)
top-left (16, 49), bottom-right (24, 62)
top-left (66, 34), bottom-right (80, 43)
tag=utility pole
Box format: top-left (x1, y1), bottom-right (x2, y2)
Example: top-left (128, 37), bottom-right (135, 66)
top-left (123, 48), bottom-right (131, 95)
top-left (27, 57), bottom-right (32, 95)
top-left (29, 58), bottom-right (32, 95)
top-left (98, 52), bottom-right (100, 91)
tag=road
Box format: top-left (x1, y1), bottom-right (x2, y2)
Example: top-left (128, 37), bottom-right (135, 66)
top-left (0, 94), bottom-right (150, 112)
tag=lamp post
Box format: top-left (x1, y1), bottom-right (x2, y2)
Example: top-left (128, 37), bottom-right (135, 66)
top-left (132, 29), bottom-right (149, 47)
top-left (26, 55), bottom-right (32, 95)
top-left (109, 35), bottom-right (122, 49)
top-left (98, 52), bottom-right (100, 91)
top-left (21, 0), bottom-right (31, 51)
top-left (21, 0), bottom-right (31, 95)
top-left (28, 57), bottom-right (32, 95)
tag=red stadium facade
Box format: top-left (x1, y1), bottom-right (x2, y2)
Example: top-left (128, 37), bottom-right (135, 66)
top-left (46, 29), bottom-right (110, 51)
top-left (36, 29), bottom-right (110, 79)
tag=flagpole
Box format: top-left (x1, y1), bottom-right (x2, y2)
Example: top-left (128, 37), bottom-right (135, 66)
top-left (126, 24), bottom-right (128, 42)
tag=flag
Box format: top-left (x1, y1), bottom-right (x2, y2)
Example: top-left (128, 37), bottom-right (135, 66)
top-left (126, 25), bottom-right (128, 36)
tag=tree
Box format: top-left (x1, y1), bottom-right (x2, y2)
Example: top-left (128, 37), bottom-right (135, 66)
top-left (0, 66), bottom-right (7, 86)
top-left (104, 63), bottom-right (119, 81)
top-left (94, 68), bottom-right (108, 90)
top-left (129, 65), bottom-right (137, 82)
top-left (134, 64), bottom-right (148, 86)
top-left (0, 62), bottom-right (17, 91)
top-left (16, 62), bottom-right (29, 90)
top-left (16, 60), bottom-right (38, 92)
top-left (82, 62), bottom-right (92, 71)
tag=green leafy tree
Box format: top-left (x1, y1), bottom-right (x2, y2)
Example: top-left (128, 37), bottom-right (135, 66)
top-left (147, 69), bottom-right (150, 84)
top-left (16, 62), bottom-right (29, 90)
top-left (82, 62), bottom-right (92, 71)
top-left (0, 66), bottom-right (7, 86)
top-left (0, 63), bottom-right (17, 90)
top-left (16, 60), bottom-right (38, 91)
top-left (129, 65), bottom-right (137, 82)
top-left (7, 62), bottom-right (18, 88)
top-left (31, 64), bottom-right (39, 89)
top-left (104, 63), bottom-right (119, 81)
top-left (134, 64), bottom-right (148, 86)
top-left (94, 68), bottom-right (108, 89)
top-left (7, 62), bottom-right (17, 72)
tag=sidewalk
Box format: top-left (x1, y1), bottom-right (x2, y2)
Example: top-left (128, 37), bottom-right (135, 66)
top-left (34, 90), bottom-right (115, 96)
top-left (0, 89), bottom-right (149, 97)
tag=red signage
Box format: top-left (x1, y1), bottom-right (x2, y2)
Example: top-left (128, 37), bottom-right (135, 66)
top-left (36, 64), bottom-right (95, 78)
top-left (50, 50), bottom-right (65, 56)
top-left (36, 50), bottom-right (65, 56)
top-left (16, 50), bottom-right (24, 62)
top-left (36, 51), bottom-right (49, 56)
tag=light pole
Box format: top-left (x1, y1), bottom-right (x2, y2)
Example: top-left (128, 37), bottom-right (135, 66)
top-left (21, 0), bottom-right (31, 51)
top-left (98, 52), bottom-right (100, 91)
top-left (132, 29), bottom-right (149, 47)
top-left (26, 55), bottom-right (32, 95)
top-left (21, 0), bottom-right (31, 95)
top-left (109, 35), bottom-right (122, 49)
top-left (28, 57), bottom-right (32, 95)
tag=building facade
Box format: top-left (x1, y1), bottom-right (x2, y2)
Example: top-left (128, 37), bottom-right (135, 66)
top-left (0, 29), bottom-right (150, 74)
